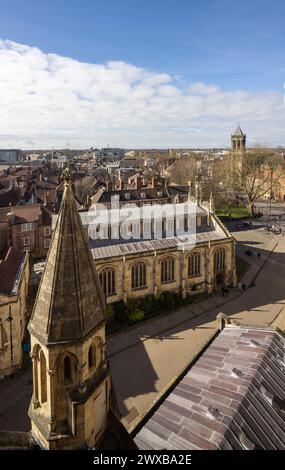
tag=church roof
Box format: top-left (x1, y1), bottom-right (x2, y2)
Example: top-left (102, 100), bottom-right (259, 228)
top-left (233, 124), bottom-right (245, 137)
top-left (134, 325), bottom-right (285, 450)
top-left (28, 174), bottom-right (105, 345)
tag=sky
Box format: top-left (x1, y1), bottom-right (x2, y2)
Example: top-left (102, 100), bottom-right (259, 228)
top-left (0, 0), bottom-right (285, 149)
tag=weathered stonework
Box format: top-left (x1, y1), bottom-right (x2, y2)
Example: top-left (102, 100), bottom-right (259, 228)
top-left (0, 249), bottom-right (29, 379)
top-left (28, 176), bottom-right (112, 449)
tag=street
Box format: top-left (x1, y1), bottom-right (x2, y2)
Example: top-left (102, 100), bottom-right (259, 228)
top-left (108, 227), bottom-right (285, 430)
top-left (0, 227), bottom-right (284, 432)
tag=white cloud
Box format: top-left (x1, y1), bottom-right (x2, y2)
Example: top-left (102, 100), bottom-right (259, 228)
top-left (0, 39), bottom-right (285, 149)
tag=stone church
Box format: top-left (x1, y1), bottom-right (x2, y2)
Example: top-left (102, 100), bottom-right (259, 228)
top-left (0, 170), bottom-right (284, 450)
top-left (90, 198), bottom-right (236, 304)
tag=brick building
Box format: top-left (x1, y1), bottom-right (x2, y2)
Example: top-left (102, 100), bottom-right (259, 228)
top-left (0, 204), bottom-right (52, 257)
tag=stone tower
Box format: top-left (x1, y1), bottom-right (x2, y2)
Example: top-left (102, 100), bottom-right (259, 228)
top-left (231, 124), bottom-right (246, 153)
top-left (28, 170), bottom-right (111, 449)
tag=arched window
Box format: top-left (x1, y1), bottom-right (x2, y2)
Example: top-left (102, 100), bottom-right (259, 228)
top-left (131, 262), bottom-right (147, 290)
top-left (99, 268), bottom-right (116, 296)
top-left (161, 257), bottom-right (175, 283)
top-left (39, 350), bottom-right (47, 403)
top-left (214, 248), bottom-right (226, 272)
top-left (188, 252), bottom-right (201, 277)
top-left (64, 356), bottom-right (71, 381)
top-left (88, 345), bottom-right (96, 369)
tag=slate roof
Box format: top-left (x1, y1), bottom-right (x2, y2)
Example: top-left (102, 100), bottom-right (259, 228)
top-left (233, 124), bottom-right (245, 137)
top-left (28, 178), bottom-right (106, 345)
top-left (134, 325), bottom-right (285, 450)
top-left (94, 185), bottom-right (189, 204)
top-left (91, 230), bottom-right (228, 260)
top-left (0, 247), bottom-right (26, 296)
top-left (0, 187), bottom-right (20, 208)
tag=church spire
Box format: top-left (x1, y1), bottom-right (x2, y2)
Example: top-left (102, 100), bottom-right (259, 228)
top-left (28, 169), bottom-right (112, 450)
top-left (234, 123), bottom-right (244, 136)
top-left (231, 123), bottom-right (246, 152)
top-left (29, 169), bottom-right (105, 345)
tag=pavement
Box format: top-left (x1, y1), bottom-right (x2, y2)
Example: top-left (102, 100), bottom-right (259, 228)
top-left (1, 227), bottom-right (284, 433)
top-left (108, 228), bottom-right (285, 430)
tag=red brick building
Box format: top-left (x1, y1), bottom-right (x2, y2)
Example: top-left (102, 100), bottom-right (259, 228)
top-left (0, 204), bottom-right (52, 258)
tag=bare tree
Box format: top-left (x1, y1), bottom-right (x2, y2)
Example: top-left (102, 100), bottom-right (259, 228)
top-left (232, 149), bottom-right (285, 215)
top-left (74, 176), bottom-right (95, 204)
top-left (170, 155), bottom-right (197, 185)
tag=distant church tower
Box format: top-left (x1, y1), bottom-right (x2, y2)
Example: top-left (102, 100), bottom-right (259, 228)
top-left (231, 124), bottom-right (246, 153)
top-left (28, 169), bottom-right (111, 449)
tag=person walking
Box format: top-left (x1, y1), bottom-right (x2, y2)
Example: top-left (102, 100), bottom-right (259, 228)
top-left (257, 252), bottom-right (261, 260)
top-left (242, 282), bottom-right (246, 293)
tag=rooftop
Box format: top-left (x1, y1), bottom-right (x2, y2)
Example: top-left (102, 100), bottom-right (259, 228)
top-left (134, 325), bottom-right (285, 450)
top-left (91, 230), bottom-right (228, 261)
top-left (0, 203), bottom-right (51, 225)
top-left (233, 124), bottom-right (245, 137)
top-left (94, 184), bottom-right (189, 204)
top-left (0, 248), bottom-right (27, 296)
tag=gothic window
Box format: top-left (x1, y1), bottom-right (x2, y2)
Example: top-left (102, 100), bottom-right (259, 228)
top-left (188, 252), bottom-right (201, 277)
top-left (214, 248), bottom-right (226, 272)
top-left (88, 344), bottom-right (96, 369)
top-left (161, 257), bottom-right (175, 283)
top-left (99, 268), bottom-right (116, 297)
top-left (131, 262), bottom-right (147, 290)
top-left (39, 350), bottom-right (47, 403)
top-left (64, 356), bottom-right (71, 381)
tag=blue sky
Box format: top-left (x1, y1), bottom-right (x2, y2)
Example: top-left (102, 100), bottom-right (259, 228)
top-left (1, 0), bottom-right (285, 92)
top-left (0, 0), bottom-right (285, 148)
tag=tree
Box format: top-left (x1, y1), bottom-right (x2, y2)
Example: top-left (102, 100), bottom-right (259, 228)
top-left (232, 149), bottom-right (285, 215)
top-left (74, 176), bottom-right (95, 204)
top-left (170, 155), bottom-right (197, 185)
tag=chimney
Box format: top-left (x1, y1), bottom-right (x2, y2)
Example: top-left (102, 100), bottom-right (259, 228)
top-left (119, 178), bottom-right (124, 190)
top-left (135, 175), bottom-right (142, 189)
top-left (106, 178), bottom-right (113, 191)
top-left (152, 176), bottom-right (158, 189)
top-left (44, 192), bottom-right (49, 207)
top-left (85, 194), bottom-right (91, 210)
top-left (7, 210), bottom-right (15, 225)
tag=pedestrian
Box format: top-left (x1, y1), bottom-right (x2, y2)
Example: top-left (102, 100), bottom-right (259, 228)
top-left (237, 281), bottom-right (242, 293)
top-left (257, 252), bottom-right (261, 260)
top-left (242, 282), bottom-right (246, 293)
